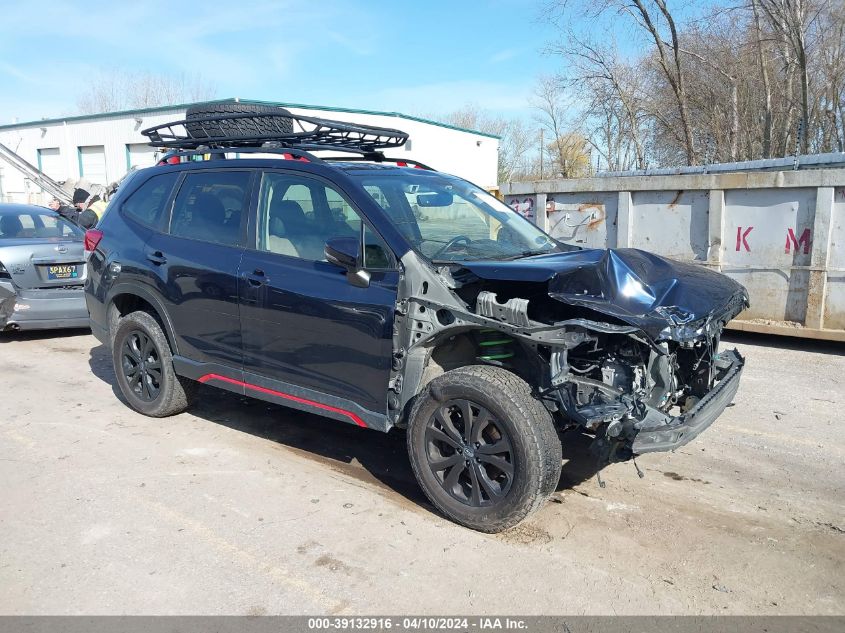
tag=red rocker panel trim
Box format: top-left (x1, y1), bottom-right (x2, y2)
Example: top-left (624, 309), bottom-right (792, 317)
top-left (198, 373), bottom-right (368, 428)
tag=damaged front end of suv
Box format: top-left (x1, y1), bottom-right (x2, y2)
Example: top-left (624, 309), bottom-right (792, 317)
top-left (392, 245), bottom-right (748, 466)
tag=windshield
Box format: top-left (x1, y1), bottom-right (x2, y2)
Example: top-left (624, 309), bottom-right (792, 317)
top-left (0, 209), bottom-right (84, 240)
top-left (351, 171), bottom-right (566, 262)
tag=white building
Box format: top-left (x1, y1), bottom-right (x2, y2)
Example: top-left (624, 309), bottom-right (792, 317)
top-left (0, 98), bottom-right (500, 205)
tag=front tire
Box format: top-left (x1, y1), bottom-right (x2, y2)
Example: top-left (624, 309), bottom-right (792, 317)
top-left (407, 365), bottom-right (562, 532)
top-left (112, 311), bottom-right (197, 417)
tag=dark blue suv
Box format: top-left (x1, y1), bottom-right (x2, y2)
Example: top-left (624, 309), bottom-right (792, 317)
top-left (85, 104), bottom-right (748, 531)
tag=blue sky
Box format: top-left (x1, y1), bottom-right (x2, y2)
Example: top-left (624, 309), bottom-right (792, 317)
top-left (0, 1), bottom-right (719, 126)
top-left (0, 0), bottom-right (570, 125)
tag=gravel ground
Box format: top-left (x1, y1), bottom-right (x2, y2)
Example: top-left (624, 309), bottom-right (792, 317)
top-left (0, 329), bottom-right (842, 615)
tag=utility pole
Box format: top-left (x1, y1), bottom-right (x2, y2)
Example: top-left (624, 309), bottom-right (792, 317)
top-left (539, 128), bottom-right (544, 180)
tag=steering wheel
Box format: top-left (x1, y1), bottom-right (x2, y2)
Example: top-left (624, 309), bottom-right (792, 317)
top-left (432, 235), bottom-right (471, 259)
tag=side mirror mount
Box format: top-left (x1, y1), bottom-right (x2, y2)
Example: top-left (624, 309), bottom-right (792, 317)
top-left (325, 237), bottom-right (370, 288)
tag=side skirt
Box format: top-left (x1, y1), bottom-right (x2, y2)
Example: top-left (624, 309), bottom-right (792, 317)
top-left (172, 356), bottom-right (392, 432)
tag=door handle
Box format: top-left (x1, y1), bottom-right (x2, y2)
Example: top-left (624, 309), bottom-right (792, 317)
top-left (146, 250), bottom-right (167, 265)
top-left (243, 268), bottom-right (267, 287)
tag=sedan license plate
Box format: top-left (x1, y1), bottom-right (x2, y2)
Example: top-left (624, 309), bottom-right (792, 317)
top-left (47, 264), bottom-right (79, 280)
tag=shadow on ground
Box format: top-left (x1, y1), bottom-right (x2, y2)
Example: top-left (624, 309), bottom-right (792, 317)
top-left (722, 330), bottom-right (844, 356)
top-left (0, 327), bottom-right (90, 344)
top-left (54, 329), bottom-right (845, 514)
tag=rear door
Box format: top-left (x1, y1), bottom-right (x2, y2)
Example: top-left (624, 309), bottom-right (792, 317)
top-left (145, 169), bottom-right (255, 369)
top-left (238, 169), bottom-right (399, 419)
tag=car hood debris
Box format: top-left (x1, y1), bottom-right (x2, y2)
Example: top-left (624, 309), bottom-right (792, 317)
top-left (455, 248), bottom-right (749, 342)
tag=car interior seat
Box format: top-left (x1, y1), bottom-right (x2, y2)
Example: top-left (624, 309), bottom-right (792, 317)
top-left (191, 193), bottom-right (232, 244)
top-left (268, 199), bottom-right (324, 260)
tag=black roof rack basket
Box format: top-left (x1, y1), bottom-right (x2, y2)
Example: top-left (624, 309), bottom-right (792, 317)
top-left (142, 110), bottom-right (409, 156)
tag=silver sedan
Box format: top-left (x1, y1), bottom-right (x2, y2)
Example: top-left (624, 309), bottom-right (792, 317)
top-left (0, 203), bottom-right (89, 331)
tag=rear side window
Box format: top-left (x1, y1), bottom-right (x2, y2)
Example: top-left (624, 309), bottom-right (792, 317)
top-left (121, 172), bottom-right (179, 229)
top-left (0, 211), bottom-right (82, 239)
top-left (169, 171), bottom-right (251, 247)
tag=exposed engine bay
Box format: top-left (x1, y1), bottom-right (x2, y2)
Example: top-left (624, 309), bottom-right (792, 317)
top-left (545, 328), bottom-right (741, 463)
top-left (391, 247), bottom-right (749, 464)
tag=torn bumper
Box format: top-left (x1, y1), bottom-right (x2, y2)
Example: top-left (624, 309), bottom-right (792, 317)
top-left (0, 282), bottom-right (89, 331)
top-left (632, 348), bottom-right (745, 454)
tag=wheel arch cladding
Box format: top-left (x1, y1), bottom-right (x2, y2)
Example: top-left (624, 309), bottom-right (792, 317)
top-left (108, 290), bottom-right (178, 354)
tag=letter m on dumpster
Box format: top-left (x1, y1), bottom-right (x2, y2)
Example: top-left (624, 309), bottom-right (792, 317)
top-left (784, 228), bottom-right (811, 254)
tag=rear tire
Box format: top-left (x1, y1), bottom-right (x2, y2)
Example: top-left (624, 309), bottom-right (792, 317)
top-left (111, 311), bottom-right (197, 417)
top-left (407, 365), bottom-right (562, 532)
top-left (185, 102), bottom-right (293, 139)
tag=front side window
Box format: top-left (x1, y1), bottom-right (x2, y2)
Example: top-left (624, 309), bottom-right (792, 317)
top-left (169, 171), bottom-right (251, 246)
top-left (352, 173), bottom-right (565, 262)
top-left (257, 171), bottom-right (392, 267)
top-left (121, 172), bottom-right (179, 229)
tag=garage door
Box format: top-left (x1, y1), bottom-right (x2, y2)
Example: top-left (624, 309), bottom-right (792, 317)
top-left (78, 145), bottom-right (107, 185)
top-left (37, 148), bottom-right (63, 180)
top-left (126, 143), bottom-right (158, 170)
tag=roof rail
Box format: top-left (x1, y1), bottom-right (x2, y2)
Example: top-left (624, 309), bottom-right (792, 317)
top-left (321, 156), bottom-right (433, 170)
top-left (142, 111), bottom-right (409, 157)
top-left (155, 146), bottom-right (326, 165)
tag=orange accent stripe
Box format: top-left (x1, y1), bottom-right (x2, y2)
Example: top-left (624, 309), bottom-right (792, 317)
top-left (198, 373), bottom-right (367, 428)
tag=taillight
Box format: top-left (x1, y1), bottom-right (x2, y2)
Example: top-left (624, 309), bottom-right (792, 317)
top-left (84, 228), bottom-right (104, 252)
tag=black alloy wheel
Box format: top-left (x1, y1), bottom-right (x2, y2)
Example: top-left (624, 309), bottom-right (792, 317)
top-left (120, 329), bottom-right (162, 402)
top-left (425, 399), bottom-right (514, 507)
top-left (111, 310), bottom-right (197, 417)
top-left (406, 365), bottom-right (562, 532)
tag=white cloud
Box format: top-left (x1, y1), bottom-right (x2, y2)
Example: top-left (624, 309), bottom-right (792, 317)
top-left (489, 48), bottom-right (520, 64)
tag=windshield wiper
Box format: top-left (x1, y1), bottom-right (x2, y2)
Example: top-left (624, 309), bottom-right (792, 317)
top-left (496, 248), bottom-right (555, 261)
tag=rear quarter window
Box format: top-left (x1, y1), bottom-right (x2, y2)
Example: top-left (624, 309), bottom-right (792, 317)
top-left (121, 172), bottom-right (180, 229)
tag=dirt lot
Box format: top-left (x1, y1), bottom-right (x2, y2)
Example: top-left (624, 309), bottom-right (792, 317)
top-left (0, 329), bottom-right (842, 615)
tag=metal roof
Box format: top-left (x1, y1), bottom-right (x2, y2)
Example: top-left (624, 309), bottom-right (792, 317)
top-left (0, 98), bottom-right (501, 140)
top-left (599, 152), bottom-right (845, 177)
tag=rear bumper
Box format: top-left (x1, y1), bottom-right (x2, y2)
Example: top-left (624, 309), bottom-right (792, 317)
top-left (632, 348), bottom-right (745, 454)
top-left (0, 283), bottom-right (89, 331)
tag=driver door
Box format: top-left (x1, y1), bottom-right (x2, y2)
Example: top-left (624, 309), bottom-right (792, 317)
top-left (238, 169), bottom-right (399, 422)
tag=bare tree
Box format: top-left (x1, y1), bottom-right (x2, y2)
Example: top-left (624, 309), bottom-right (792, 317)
top-left (532, 76), bottom-right (571, 175)
top-left (76, 69), bottom-right (218, 115)
top-left (542, 0), bottom-right (844, 169)
top-left (756, 0), bottom-right (829, 154)
top-left (549, 33), bottom-right (648, 169)
top-left (751, 0), bottom-right (775, 156)
top-left (549, 0), bottom-right (698, 164)
top-left (808, 0), bottom-right (844, 151)
top-left (435, 104), bottom-right (539, 183)
top-left (635, 0), bottom-right (698, 163)
top-left (546, 132), bottom-right (592, 177)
